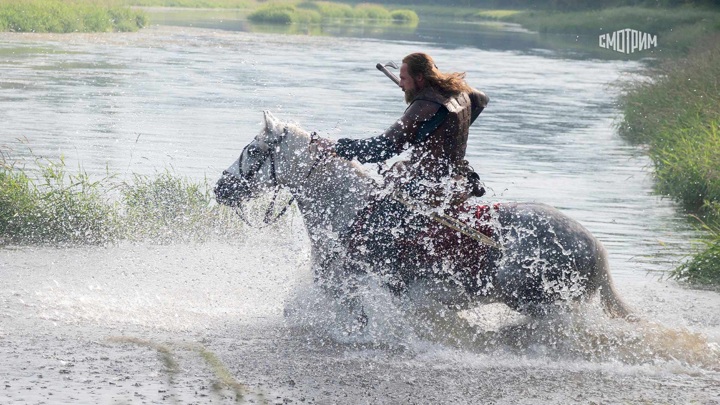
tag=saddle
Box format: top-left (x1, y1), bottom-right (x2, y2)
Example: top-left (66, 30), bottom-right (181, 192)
top-left (345, 197), bottom-right (502, 294)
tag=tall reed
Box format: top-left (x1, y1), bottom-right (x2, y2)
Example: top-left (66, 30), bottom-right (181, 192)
top-left (618, 35), bottom-right (720, 284)
top-left (0, 157), bottom-right (120, 245)
top-left (121, 171), bottom-right (244, 243)
top-left (0, 152), bottom-right (244, 246)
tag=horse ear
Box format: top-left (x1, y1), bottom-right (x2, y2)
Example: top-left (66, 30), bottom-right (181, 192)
top-left (263, 110), bottom-right (279, 131)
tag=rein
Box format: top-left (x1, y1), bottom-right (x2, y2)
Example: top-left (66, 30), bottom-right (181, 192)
top-left (234, 129), bottom-right (325, 228)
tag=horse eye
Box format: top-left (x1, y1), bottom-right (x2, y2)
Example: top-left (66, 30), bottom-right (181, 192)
top-left (247, 145), bottom-right (261, 157)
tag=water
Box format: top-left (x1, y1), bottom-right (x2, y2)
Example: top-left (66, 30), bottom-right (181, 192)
top-left (1, 16), bottom-right (719, 404)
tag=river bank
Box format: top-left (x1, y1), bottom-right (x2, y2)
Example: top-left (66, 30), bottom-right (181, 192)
top-left (465, 5), bottom-right (720, 284)
top-left (617, 37), bottom-right (720, 284)
top-left (0, 0), bottom-right (147, 33)
top-left (504, 6), bottom-right (719, 55)
top-left (0, 0), bottom-right (417, 33)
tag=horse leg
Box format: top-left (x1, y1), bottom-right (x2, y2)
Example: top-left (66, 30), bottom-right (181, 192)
top-left (493, 259), bottom-right (558, 317)
top-left (589, 241), bottom-right (634, 319)
top-left (493, 233), bottom-right (633, 319)
top-left (350, 196), bottom-right (417, 294)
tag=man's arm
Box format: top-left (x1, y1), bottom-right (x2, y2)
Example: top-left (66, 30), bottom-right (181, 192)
top-left (334, 100), bottom-right (441, 164)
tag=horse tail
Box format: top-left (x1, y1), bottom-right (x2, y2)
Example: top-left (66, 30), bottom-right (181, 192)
top-left (594, 240), bottom-right (636, 320)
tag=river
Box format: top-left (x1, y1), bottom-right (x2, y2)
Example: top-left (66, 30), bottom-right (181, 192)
top-left (1, 12), bottom-right (719, 404)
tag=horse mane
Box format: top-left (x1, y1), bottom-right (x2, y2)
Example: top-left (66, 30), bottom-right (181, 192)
top-left (275, 119), bottom-right (376, 183)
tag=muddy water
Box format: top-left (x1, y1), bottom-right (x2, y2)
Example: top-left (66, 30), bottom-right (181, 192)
top-left (1, 21), bottom-right (719, 404)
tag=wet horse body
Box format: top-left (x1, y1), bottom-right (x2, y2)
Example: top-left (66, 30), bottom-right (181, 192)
top-left (215, 112), bottom-right (630, 318)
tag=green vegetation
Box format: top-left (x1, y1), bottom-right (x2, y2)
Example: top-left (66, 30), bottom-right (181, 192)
top-left (303, 1), bottom-right (354, 18)
top-left (354, 3), bottom-right (390, 19)
top-left (0, 0), bottom-right (147, 33)
top-left (467, 6), bottom-right (720, 55)
top-left (471, 9), bottom-right (522, 20)
top-left (618, 39), bottom-right (720, 211)
top-left (121, 171), bottom-right (241, 243)
top-left (125, 0), bottom-right (253, 7)
top-left (249, 3), bottom-right (321, 24)
top-left (674, 219), bottom-right (720, 284)
top-left (458, 3), bottom-right (720, 284)
top-left (389, 9), bottom-right (419, 24)
top-left (0, 157), bottom-right (120, 245)
top-left (0, 0), bottom-right (418, 32)
top-left (618, 38), bottom-right (720, 284)
top-left (0, 153), bottom-right (244, 246)
top-left (501, 6), bottom-right (718, 34)
top-left (248, 1), bottom-right (418, 25)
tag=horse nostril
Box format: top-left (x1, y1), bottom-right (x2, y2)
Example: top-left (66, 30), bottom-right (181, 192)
top-left (214, 176), bottom-right (234, 203)
top-left (214, 174), bottom-right (251, 206)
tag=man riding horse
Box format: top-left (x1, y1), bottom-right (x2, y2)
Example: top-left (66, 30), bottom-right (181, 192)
top-left (321, 52), bottom-right (490, 293)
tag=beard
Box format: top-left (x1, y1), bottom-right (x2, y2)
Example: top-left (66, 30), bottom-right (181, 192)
top-left (404, 87), bottom-right (419, 104)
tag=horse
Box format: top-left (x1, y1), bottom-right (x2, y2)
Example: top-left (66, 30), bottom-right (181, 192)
top-left (215, 111), bottom-right (632, 320)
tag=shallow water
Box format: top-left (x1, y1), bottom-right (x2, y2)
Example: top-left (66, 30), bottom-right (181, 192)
top-left (1, 19), bottom-right (719, 404)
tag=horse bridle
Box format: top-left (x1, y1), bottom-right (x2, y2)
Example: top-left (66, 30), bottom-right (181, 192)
top-left (230, 128), bottom-right (324, 227)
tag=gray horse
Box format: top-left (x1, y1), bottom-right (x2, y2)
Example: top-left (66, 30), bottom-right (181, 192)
top-left (215, 111), bottom-right (631, 319)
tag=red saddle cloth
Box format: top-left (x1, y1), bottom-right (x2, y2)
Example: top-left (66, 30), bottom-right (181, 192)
top-left (403, 202), bottom-right (501, 275)
top-left (346, 200), bottom-right (500, 291)
top-left (346, 199), bottom-right (502, 292)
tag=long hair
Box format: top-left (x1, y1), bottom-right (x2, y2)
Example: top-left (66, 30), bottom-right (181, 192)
top-left (402, 52), bottom-right (473, 97)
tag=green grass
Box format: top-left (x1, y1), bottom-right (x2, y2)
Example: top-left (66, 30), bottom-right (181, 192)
top-left (121, 171), bottom-right (242, 243)
top-left (299, 1), bottom-right (354, 18)
top-left (249, 3), bottom-right (321, 24)
top-left (0, 157), bottom-right (120, 245)
top-left (497, 6), bottom-right (718, 34)
top-left (390, 9), bottom-right (418, 24)
top-left (0, 0), bottom-right (147, 33)
top-left (354, 3), bottom-right (390, 19)
top-left (470, 6), bottom-right (720, 55)
top-left (124, 0), bottom-right (253, 7)
top-left (618, 36), bottom-right (720, 284)
top-left (0, 152), bottom-right (244, 246)
top-left (673, 218), bottom-right (720, 285)
top-left (0, 0), bottom-right (416, 30)
top-left (471, 9), bottom-right (522, 20)
top-left (249, 1), bottom-right (417, 25)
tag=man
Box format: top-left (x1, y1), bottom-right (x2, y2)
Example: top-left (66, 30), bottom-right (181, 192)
top-left (331, 52), bottom-right (489, 292)
top-left (334, 52), bottom-right (488, 205)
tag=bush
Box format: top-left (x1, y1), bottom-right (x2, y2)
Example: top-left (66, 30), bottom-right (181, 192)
top-left (251, 3), bottom-right (330, 25)
top-left (125, 0), bottom-right (252, 7)
top-left (354, 3), bottom-right (391, 20)
top-left (390, 9), bottom-right (419, 24)
top-left (300, 1), bottom-right (354, 19)
top-left (250, 1), bottom-right (403, 24)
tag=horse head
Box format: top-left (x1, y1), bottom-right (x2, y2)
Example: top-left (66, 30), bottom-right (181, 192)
top-left (215, 111), bottom-right (289, 207)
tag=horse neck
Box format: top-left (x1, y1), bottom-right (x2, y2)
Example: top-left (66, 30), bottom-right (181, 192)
top-left (276, 129), bottom-right (375, 241)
